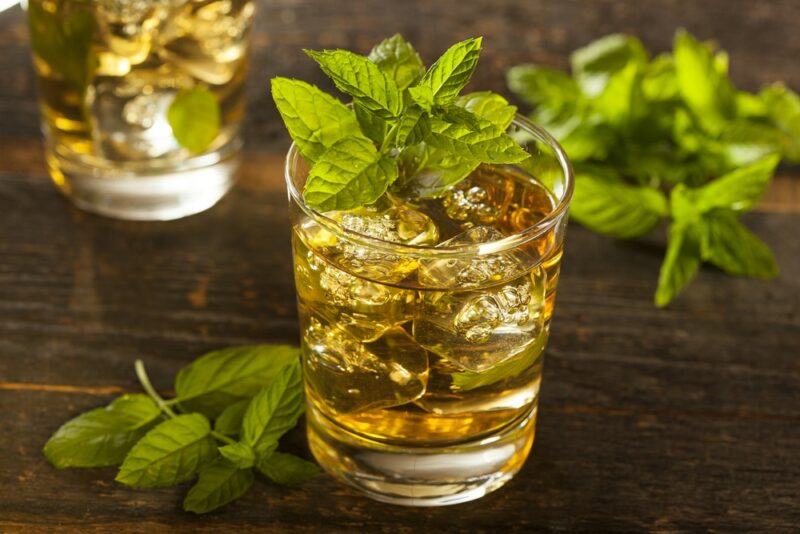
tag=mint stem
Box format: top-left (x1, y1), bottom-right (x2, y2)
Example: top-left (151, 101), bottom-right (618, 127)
top-left (135, 359), bottom-right (178, 419)
top-left (380, 122), bottom-right (399, 152)
top-left (211, 431), bottom-right (238, 446)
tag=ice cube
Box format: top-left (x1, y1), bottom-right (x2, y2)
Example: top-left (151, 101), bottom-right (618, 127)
top-left (303, 317), bottom-right (429, 414)
top-left (293, 235), bottom-right (413, 342)
top-left (88, 77), bottom-right (187, 161)
top-left (414, 227), bottom-right (547, 372)
top-left (94, 0), bottom-right (180, 65)
top-left (157, 0), bottom-right (255, 85)
top-left (441, 166), bottom-right (516, 230)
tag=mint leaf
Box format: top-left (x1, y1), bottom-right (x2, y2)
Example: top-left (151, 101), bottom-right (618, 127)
top-left (354, 103), bottom-right (388, 145)
top-left (241, 360), bottom-right (304, 456)
top-left (400, 151), bottom-right (479, 199)
top-left (570, 170), bottom-right (667, 238)
top-left (592, 61), bottom-right (643, 125)
top-left (760, 83), bottom-right (800, 162)
top-left (425, 117), bottom-right (528, 164)
top-left (641, 54), bottom-right (679, 102)
top-left (717, 121), bottom-right (785, 167)
top-left (700, 210), bottom-right (778, 278)
top-left (506, 64), bottom-right (581, 108)
top-left (183, 458), bottom-right (254, 514)
top-left (214, 399), bottom-right (249, 437)
top-left (452, 331), bottom-right (548, 391)
top-left (271, 78), bottom-right (361, 163)
top-left (116, 413), bottom-right (216, 488)
top-left (167, 88), bottom-right (221, 154)
top-left (306, 49), bottom-right (402, 119)
top-left (655, 223), bottom-right (702, 307)
top-left (368, 34), bottom-right (425, 90)
top-left (570, 33), bottom-right (648, 97)
top-left (174, 345), bottom-right (300, 419)
top-left (303, 136), bottom-right (399, 211)
top-left (257, 452), bottom-right (322, 486)
top-left (436, 104), bottom-right (482, 131)
top-left (456, 91), bottom-right (517, 130)
top-left (219, 442), bottom-right (256, 469)
top-left (412, 37), bottom-right (483, 106)
top-left (44, 394), bottom-right (162, 468)
top-left (395, 105), bottom-right (430, 146)
top-left (695, 154), bottom-right (779, 213)
top-left (673, 29), bottom-right (736, 133)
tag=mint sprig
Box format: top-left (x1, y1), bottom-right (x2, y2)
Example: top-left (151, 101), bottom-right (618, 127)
top-left (43, 346), bottom-right (318, 514)
top-left (272, 35), bottom-right (524, 211)
top-left (508, 29), bottom-right (795, 306)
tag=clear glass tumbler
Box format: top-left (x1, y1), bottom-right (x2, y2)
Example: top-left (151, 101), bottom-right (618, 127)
top-left (286, 115), bottom-right (573, 506)
top-left (26, 0), bottom-right (255, 220)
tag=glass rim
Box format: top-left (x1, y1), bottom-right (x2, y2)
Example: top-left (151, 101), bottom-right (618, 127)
top-left (284, 113), bottom-right (574, 259)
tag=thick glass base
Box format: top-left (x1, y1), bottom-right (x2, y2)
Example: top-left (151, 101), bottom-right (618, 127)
top-left (307, 403), bottom-right (537, 507)
top-left (45, 136), bottom-right (242, 221)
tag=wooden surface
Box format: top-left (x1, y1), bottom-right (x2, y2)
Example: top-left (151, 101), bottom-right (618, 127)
top-left (1, 1), bottom-right (800, 531)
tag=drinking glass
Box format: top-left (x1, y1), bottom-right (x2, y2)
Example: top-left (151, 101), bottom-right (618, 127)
top-left (26, 0), bottom-right (255, 220)
top-left (286, 115), bottom-right (573, 506)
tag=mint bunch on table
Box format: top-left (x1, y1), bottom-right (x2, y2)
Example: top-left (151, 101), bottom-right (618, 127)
top-left (508, 30), bottom-right (799, 306)
top-left (271, 34), bottom-right (525, 210)
top-left (43, 346), bottom-right (319, 514)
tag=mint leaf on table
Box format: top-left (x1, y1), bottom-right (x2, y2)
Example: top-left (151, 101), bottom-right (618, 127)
top-left (655, 223), bottom-right (702, 307)
top-left (570, 33), bottom-right (648, 97)
top-left (214, 399), bottom-right (250, 437)
top-left (184, 458), bottom-right (255, 514)
top-left (44, 394), bottom-right (162, 468)
top-left (303, 136), bottom-right (399, 211)
top-left (506, 64), bottom-right (582, 109)
top-left (174, 345), bottom-right (300, 418)
top-left (271, 78), bottom-right (362, 162)
top-left (409, 37), bottom-right (483, 107)
top-left (695, 155), bottom-right (779, 213)
top-left (305, 49), bottom-right (402, 119)
top-left (219, 442), bottom-right (256, 469)
top-left (570, 169), bottom-right (668, 239)
top-left (368, 33), bottom-right (425, 90)
top-left (700, 210), bottom-right (778, 278)
top-left (116, 413), bottom-right (217, 488)
top-left (257, 452), bottom-right (322, 486)
top-left (760, 83), bottom-right (800, 161)
top-left (241, 360), bottom-right (304, 456)
top-left (167, 88), bottom-right (221, 154)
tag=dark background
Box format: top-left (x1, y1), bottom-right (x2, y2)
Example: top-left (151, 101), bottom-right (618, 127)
top-left (1, 1), bottom-right (799, 532)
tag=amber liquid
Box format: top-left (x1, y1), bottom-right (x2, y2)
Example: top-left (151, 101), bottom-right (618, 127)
top-left (294, 165), bottom-right (562, 447)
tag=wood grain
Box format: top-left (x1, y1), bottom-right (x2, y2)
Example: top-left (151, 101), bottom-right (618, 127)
top-left (1, 1), bottom-right (799, 531)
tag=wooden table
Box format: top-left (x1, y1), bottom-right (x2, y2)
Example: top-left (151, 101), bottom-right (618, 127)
top-left (1, 1), bottom-right (799, 531)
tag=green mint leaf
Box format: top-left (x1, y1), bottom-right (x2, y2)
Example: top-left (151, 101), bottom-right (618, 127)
top-left (669, 183), bottom-right (703, 223)
top-left (271, 77), bottom-right (361, 163)
top-left (183, 457), bottom-right (254, 514)
top-left (395, 105), bottom-right (430, 146)
top-left (408, 84), bottom-right (435, 112)
top-left (452, 331), bottom-right (548, 391)
top-left (436, 104), bottom-right (482, 131)
top-left (218, 442), bottom-right (256, 469)
top-left (655, 223), bottom-right (702, 307)
top-left (174, 345), bottom-right (300, 419)
top-left (700, 210), bottom-right (778, 278)
top-left (167, 88), bottom-right (221, 154)
top-left (43, 394), bottom-right (162, 468)
top-left (425, 116), bottom-right (528, 164)
top-left (456, 91), bottom-right (517, 130)
top-left (570, 169), bottom-right (667, 238)
top-left (368, 34), bottom-right (425, 90)
top-left (354, 103), bottom-right (388, 145)
top-left (305, 49), bottom-right (402, 119)
top-left (241, 360), bottom-right (304, 456)
top-left (592, 61), bottom-right (643, 125)
top-left (673, 29), bottom-right (736, 133)
top-left (402, 154), bottom-right (479, 199)
top-left (303, 136), bottom-right (399, 211)
top-left (28, 0), bottom-right (94, 91)
top-left (760, 83), bottom-right (800, 162)
top-left (257, 452), bottom-right (322, 486)
top-left (695, 154), bottom-right (779, 213)
top-left (641, 54), bottom-right (679, 102)
top-left (506, 64), bottom-right (581, 108)
top-left (736, 90), bottom-right (768, 119)
top-left (116, 413), bottom-right (216, 488)
top-left (214, 399), bottom-right (250, 437)
top-left (570, 34), bottom-right (648, 97)
top-left (717, 121), bottom-right (785, 167)
top-left (412, 37), bottom-right (483, 105)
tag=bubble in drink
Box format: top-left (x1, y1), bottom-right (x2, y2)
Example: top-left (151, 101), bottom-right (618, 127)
top-left (303, 317), bottom-right (429, 414)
